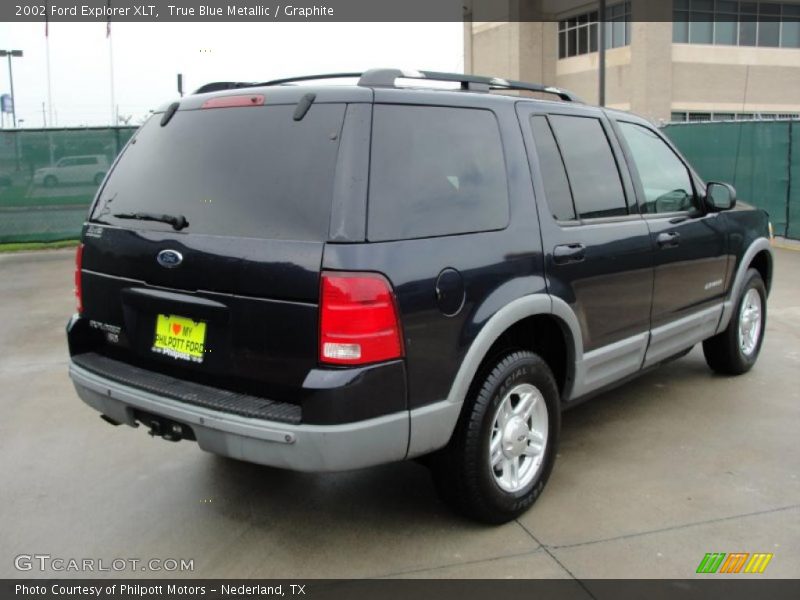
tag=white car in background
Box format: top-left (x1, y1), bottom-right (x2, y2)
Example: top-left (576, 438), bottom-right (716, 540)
top-left (34, 155), bottom-right (109, 187)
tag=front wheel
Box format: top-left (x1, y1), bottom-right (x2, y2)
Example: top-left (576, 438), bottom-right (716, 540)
top-left (431, 350), bottom-right (560, 524)
top-left (703, 268), bottom-right (767, 375)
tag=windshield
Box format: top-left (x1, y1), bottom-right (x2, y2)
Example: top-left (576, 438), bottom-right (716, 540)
top-left (91, 103), bottom-right (346, 240)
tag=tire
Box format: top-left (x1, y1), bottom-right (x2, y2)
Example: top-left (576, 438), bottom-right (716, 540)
top-left (43, 175), bottom-right (58, 188)
top-left (703, 268), bottom-right (767, 375)
top-left (431, 350), bottom-right (560, 524)
top-left (94, 172), bottom-right (105, 186)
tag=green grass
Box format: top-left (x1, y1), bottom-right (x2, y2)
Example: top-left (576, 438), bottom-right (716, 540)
top-left (0, 239), bottom-right (80, 253)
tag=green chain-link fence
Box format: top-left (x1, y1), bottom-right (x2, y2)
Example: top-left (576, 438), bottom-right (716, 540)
top-left (1, 122), bottom-right (797, 243)
top-left (790, 122), bottom-right (800, 240)
top-left (663, 120), bottom-right (799, 239)
top-left (0, 127), bottom-right (136, 243)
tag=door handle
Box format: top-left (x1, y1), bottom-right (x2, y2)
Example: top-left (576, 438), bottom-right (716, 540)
top-left (553, 243), bottom-right (586, 264)
top-left (657, 231), bottom-right (680, 248)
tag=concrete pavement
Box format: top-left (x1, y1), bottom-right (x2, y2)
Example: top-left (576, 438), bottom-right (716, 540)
top-left (1, 247), bottom-right (798, 580)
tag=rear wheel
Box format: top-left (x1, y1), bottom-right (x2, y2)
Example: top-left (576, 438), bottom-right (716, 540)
top-left (43, 175), bottom-right (57, 188)
top-left (703, 268), bottom-right (766, 375)
top-left (431, 350), bottom-right (560, 524)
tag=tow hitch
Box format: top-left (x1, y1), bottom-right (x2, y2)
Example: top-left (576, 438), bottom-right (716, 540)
top-left (134, 410), bottom-right (196, 442)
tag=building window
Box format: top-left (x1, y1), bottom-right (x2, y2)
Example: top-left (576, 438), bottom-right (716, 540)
top-left (558, 2), bottom-right (632, 59)
top-left (673, 1), bottom-right (800, 48)
top-left (670, 111), bottom-right (800, 121)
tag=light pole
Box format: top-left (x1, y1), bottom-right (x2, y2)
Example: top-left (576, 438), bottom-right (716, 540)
top-left (0, 50), bottom-right (23, 128)
top-left (598, 0), bottom-right (606, 107)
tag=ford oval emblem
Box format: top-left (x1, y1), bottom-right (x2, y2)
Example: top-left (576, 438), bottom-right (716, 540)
top-left (156, 249), bottom-right (183, 269)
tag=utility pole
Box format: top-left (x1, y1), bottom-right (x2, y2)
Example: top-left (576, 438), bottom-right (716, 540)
top-left (598, 0), bottom-right (606, 107)
top-left (0, 50), bottom-right (23, 171)
top-left (0, 50), bottom-right (23, 128)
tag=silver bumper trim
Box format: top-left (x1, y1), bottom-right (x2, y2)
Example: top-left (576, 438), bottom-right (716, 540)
top-left (69, 361), bottom-right (409, 472)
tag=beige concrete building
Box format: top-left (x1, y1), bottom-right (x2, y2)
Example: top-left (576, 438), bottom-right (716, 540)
top-left (464, 0), bottom-right (800, 122)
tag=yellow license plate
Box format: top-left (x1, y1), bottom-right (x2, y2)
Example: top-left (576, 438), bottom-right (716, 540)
top-left (152, 314), bottom-right (207, 363)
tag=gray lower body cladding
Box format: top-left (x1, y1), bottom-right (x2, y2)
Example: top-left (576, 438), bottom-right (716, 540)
top-left (70, 361), bottom-right (410, 472)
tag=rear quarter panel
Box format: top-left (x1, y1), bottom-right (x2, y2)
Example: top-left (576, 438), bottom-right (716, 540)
top-left (323, 93), bottom-right (546, 410)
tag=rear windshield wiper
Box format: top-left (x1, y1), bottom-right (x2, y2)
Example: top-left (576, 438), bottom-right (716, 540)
top-left (113, 212), bottom-right (189, 231)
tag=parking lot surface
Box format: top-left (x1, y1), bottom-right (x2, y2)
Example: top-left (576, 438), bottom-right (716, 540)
top-left (1, 247), bottom-right (798, 579)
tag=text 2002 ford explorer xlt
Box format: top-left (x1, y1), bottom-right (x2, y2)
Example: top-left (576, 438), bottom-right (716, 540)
top-left (67, 69), bottom-right (773, 523)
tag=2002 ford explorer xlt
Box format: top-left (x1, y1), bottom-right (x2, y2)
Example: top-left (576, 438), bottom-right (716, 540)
top-left (67, 69), bottom-right (773, 523)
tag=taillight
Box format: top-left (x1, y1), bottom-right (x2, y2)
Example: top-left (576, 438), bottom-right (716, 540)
top-left (319, 272), bottom-right (404, 365)
top-left (74, 243), bottom-right (84, 314)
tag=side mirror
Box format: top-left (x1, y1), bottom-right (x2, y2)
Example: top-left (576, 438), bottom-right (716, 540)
top-left (706, 182), bottom-right (736, 211)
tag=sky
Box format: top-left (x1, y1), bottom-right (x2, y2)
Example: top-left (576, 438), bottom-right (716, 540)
top-left (0, 22), bottom-right (464, 127)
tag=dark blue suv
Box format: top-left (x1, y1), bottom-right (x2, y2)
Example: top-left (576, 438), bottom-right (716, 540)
top-left (67, 69), bottom-right (773, 523)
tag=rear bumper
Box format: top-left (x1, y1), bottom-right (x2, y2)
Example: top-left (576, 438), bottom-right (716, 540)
top-left (66, 314), bottom-right (407, 425)
top-left (69, 360), bottom-right (410, 472)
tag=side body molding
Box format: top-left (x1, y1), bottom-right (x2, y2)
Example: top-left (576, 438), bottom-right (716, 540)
top-left (406, 294), bottom-right (583, 459)
top-left (716, 237), bottom-right (772, 335)
top-left (406, 238), bottom-right (773, 459)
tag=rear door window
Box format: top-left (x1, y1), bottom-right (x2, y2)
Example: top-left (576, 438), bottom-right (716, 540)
top-left (548, 115), bottom-right (628, 219)
top-left (530, 115), bottom-right (576, 221)
top-left (91, 103), bottom-right (346, 241)
top-left (367, 105), bottom-right (509, 241)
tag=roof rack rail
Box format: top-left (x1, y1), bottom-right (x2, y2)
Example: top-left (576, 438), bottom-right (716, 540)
top-left (193, 81), bottom-right (257, 94)
top-left (357, 68), bottom-right (582, 102)
top-left (259, 72), bottom-right (363, 86)
top-left (194, 69), bottom-right (581, 103)
top-left (193, 73), bottom-right (362, 95)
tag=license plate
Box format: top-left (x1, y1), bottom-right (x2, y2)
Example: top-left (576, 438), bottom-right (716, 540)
top-left (152, 314), bottom-right (207, 363)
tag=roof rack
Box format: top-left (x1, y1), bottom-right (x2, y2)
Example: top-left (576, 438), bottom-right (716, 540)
top-left (357, 69), bottom-right (582, 102)
top-left (193, 69), bottom-right (581, 103)
top-left (193, 81), bottom-right (257, 94)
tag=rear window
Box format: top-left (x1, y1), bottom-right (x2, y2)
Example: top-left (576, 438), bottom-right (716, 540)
top-left (367, 105), bottom-right (509, 241)
top-left (91, 103), bottom-right (346, 240)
